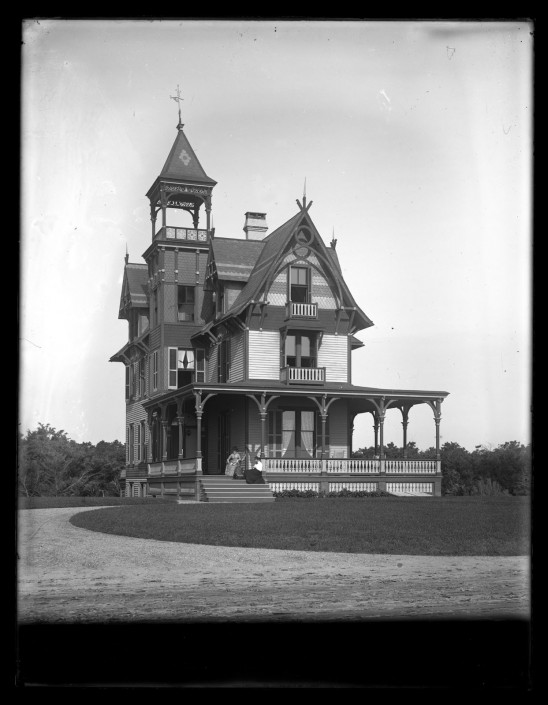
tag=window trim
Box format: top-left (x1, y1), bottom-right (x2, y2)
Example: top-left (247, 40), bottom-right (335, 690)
top-left (168, 347), bottom-right (207, 389)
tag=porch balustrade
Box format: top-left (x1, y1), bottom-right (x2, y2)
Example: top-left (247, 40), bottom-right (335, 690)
top-left (264, 458), bottom-right (322, 473)
top-left (384, 459), bottom-right (437, 474)
top-left (286, 301), bottom-right (318, 319)
top-left (149, 463), bottom-right (162, 476)
top-left (326, 458), bottom-right (380, 474)
top-left (264, 458), bottom-right (440, 475)
top-left (163, 460), bottom-right (179, 475)
top-left (280, 366), bottom-right (326, 383)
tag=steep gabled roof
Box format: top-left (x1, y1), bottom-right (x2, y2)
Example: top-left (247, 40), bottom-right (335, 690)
top-left (118, 262), bottom-right (148, 318)
top-left (225, 211), bottom-right (303, 314)
top-left (159, 128), bottom-right (216, 186)
top-left (211, 208), bottom-right (373, 331)
top-left (210, 238), bottom-right (265, 282)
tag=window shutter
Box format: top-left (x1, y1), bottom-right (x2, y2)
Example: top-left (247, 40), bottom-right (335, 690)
top-left (125, 366), bottom-right (130, 399)
top-left (136, 423), bottom-right (141, 461)
top-left (152, 350), bottom-right (158, 391)
top-left (225, 340), bottom-right (231, 382)
top-left (168, 347), bottom-right (178, 389)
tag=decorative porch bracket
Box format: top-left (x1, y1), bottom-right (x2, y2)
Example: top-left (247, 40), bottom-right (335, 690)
top-left (423, 398), bottom-right (444, 469)
top-left (365, 397), bottom-right (386, 475)
top-left (307, 394), bottom-right (340, 472)
top-left (194, 389), bottom-right (217, 475)
top-left (246, 392), bottom-right (280, 459)
top-left (385, 399), bottom-right (414, 459)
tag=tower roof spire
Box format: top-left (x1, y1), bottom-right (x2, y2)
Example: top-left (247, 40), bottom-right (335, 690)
top-left (170, 84), bottom-right (184, 130)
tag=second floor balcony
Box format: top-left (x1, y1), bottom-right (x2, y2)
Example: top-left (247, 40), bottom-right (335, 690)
top-left (286, 301), bottom-right (318, 319)
top-left (281, 366), bottom-right (326, 384)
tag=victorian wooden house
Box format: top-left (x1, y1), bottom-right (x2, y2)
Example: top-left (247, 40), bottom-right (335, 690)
top-left (111, 115), bottom-right (449, 502)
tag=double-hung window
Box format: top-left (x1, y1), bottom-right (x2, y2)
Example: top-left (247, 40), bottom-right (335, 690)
top-left (178, 286), bottom-right (195, 322)
top-left (129, 424), bottom-right (135, 464)
top-left (168, 347), bottom-right (206, 389)
top-left (290, 266), bottom-right (310, 303)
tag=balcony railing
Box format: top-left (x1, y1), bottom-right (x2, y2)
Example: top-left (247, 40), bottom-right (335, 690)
top-left (280, 366), bottom-right (326, 384)
top-left (155, 226), bottom-right (209, 243)
top-left (286, 301), bottom-right (318, 319)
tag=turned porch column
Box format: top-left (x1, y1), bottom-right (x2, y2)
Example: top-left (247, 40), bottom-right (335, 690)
top-left (373, 412), bottom-right (379, 456)
top-left (150, 204), bottom-right (157, 239)
top-left (401, 406), bottom-right (410, 459)
top-left (160, 190), bottom-right (167, 229)
top-left (205, 194), bottom-right (212, 232)
top-left (434, 400), bottom-right (442, 461)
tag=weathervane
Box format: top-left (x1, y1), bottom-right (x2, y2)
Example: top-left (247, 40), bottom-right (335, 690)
top-left (170, 84), bottom-right (184, 129)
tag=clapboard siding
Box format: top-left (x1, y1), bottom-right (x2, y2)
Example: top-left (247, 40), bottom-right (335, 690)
top-left (248, 330), bottom-right (280, 380)
top-left (229, 331), bottom-right (245, 382)
top-left (317, 334), bottom-right (348, 382)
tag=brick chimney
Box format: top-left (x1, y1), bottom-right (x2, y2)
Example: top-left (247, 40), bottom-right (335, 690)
top-left (243, 212), bottom-right (268, 240)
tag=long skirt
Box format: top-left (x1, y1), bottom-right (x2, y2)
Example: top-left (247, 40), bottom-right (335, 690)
top-left (225, 462), bottom-right (237, 477)
top-left (244, 468), bottom-right (265, 484)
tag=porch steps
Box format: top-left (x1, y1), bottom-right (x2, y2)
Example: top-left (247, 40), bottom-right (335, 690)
top-left (199, 475), bottom-right (276, 503)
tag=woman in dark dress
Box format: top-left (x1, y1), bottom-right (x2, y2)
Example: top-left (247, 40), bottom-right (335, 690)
top-left (244, 456), bottom-right (265, 484)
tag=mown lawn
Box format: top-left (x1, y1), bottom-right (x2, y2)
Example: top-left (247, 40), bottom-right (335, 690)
top-left (65, 496), bottom-right (531, 556)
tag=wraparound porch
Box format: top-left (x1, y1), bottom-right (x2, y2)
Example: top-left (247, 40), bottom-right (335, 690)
top-left (141, 381), bottom-right (448, 498)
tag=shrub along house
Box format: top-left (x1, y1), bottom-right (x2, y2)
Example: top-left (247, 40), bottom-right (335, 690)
top-left (111, 112), bottom-right (449, 501)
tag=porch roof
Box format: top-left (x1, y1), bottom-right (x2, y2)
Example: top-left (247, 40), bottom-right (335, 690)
top-left (142, 379), bottom-right (449, 411)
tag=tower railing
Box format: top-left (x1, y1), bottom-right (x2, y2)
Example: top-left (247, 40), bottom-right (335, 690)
top-left (155, 226), bottom-right (210, 243)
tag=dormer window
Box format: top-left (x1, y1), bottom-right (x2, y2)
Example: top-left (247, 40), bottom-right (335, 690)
top-left (290, 266), bottom-right (310, 303)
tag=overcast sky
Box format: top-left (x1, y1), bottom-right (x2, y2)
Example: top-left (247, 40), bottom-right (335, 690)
top-left (20, 19), bottom-right (532, 451)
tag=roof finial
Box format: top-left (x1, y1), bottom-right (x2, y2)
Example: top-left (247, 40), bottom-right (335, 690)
top-left (303, 177), bottom-right (307, 208)
top-left (330, 227), bottom-right (337, 250)
top-left (125, 243), bottom-right (129, 264)
top-left (170, 84), bottom-right (184, 129)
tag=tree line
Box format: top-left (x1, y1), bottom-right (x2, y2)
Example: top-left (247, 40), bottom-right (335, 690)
top-left (18, 423), bottom-right (531, 497)
top-left (18, 423), bottom-right (125, 497)
top-left (352, 441), bottom-right (531, 495)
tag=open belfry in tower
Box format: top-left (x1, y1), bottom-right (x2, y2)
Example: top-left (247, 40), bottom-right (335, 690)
top-left (111, 92), bottom-right (449, 502)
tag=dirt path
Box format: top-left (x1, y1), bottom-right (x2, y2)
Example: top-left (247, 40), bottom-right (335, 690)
top-left (17, 507), bottom-right (530, 623)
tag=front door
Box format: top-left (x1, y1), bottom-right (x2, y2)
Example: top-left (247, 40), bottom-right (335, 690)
top-left (217, 411), bottom-right (231, 475)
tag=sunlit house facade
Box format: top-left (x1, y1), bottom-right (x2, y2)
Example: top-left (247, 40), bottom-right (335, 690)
top-left (111, 116), bottom-right (449, 501)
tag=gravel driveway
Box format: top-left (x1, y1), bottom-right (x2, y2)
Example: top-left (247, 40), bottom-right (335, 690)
top-left (17, 506), bottom-right (530, 623)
